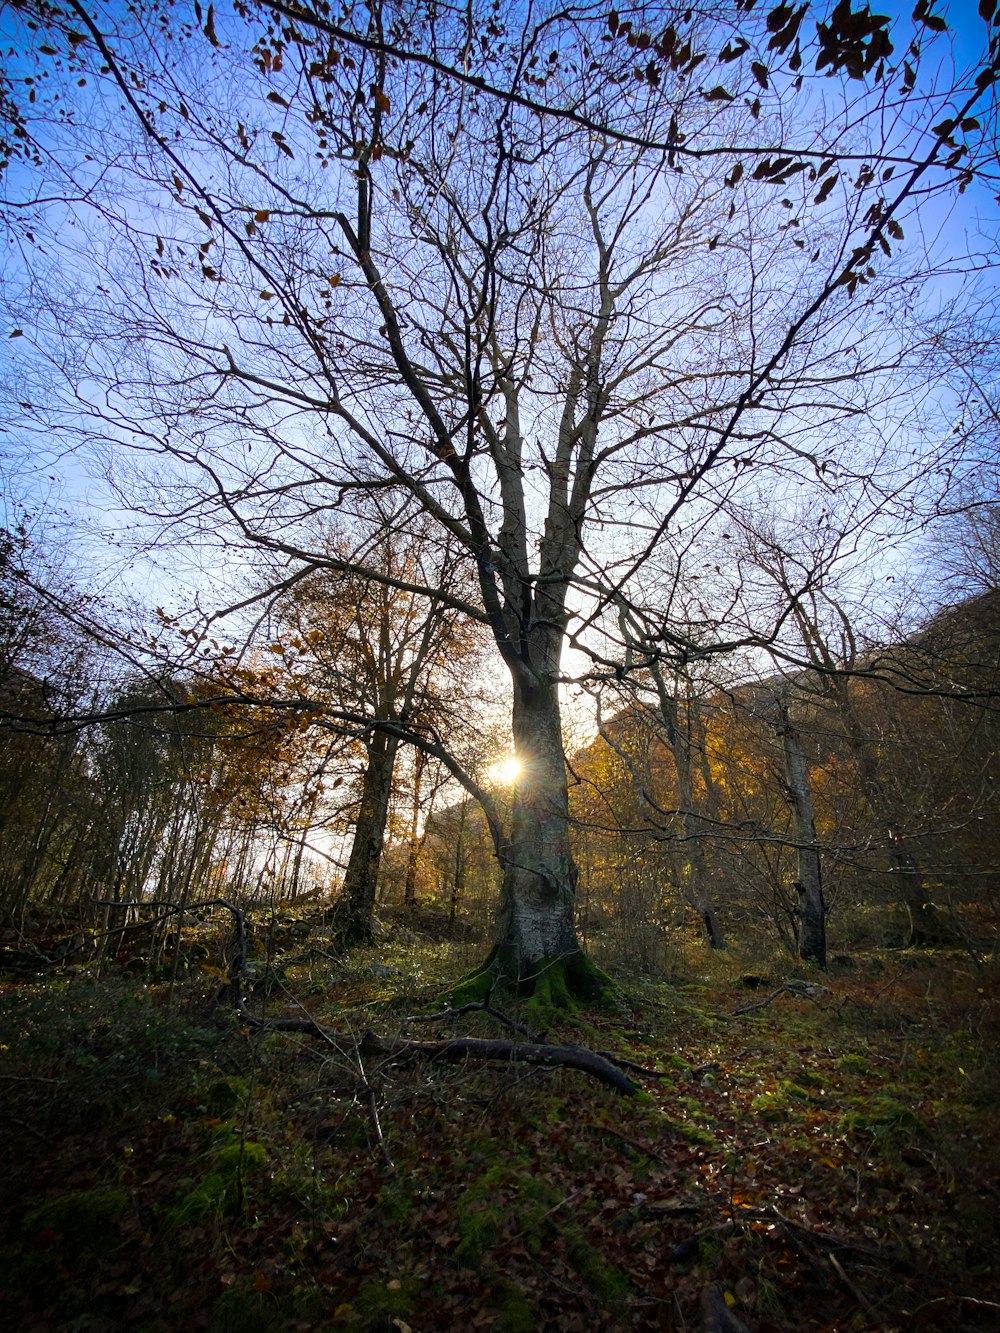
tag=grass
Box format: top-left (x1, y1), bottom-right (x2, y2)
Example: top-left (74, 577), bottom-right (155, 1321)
top-left (0, 913), bottom-right (998, 1331)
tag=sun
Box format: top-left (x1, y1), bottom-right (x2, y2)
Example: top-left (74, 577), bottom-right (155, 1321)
top-left (489, 755), bottom-right (523, 786)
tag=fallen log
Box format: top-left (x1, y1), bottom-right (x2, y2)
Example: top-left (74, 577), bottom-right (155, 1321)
top-left (242, 1010), bottom-right (637, 1095)
top-left (93, 895), bottom-right (640, 1096)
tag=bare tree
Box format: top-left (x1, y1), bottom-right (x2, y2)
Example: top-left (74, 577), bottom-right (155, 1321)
top-left (3, 0), bottom-right (998, 998)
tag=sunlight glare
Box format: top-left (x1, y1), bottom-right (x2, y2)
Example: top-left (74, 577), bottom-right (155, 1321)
top-left (489, 755), bottom-right (522, 786)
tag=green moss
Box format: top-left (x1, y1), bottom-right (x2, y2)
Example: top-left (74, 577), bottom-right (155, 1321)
top-left (449, 955), bottom-right (500, 1007)
top-left (203, 1075), bottom-right (249, 1113)
top-left (166, 1139), bottom-right (269, 1225)
top-left (660, 1114), bottom-right (723, 1148)
top-left (839, 1095), bottom-right (927, 1148)
top-left (216, 1141), bottom-right (269, 1174)
top-left (208, 1284), bottom-right (276, 1333)
top-left (378, 1178), bottom-right (415, 1223)
top-left (22, 1186), bottom-right (128, 1254)
top-left (450, 947), bottom-right (614, 1012)
top-left (838, 1052), bottom-right (870, 1074)
top-left (495, 1280), bottom-right (538, 1332)
top-left (456, 1201), bottom-right (505, 1263)
top-left (355, 1277), bottom-right (418, 1320)
top-left (566, 1233), bottom-right (631, 1311)
top-left (673, 1095), bottom-right (713, 1124)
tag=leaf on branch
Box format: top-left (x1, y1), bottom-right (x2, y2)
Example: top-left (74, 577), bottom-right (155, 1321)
top-left (373, 87), bottom-right (391, 113)
top-left (767, 2), bottom-right (807, 55)
top-left (980, 0), bottom-right (997, 19)
top-left (259, 290), bottom-right (274, 300)
top-left (751, 60), bottom-right (769, 87)
top-left (254, 209), bottom-right (270, 222)
top-left (204, 4), bottom-right (220, 46)
top-left (813, 172), bottom-right (838, 203)
top-left (9, 329), bottom-right (24, 338)
top-left (725, 161), bottom-right (745, 187)
top-left (271, 132), bottom-right (294, 158)
top-left (267, 91), bottom-right (289, 107)
top-left (718, 37), bottom-right (751, 61)
top-left (703, 85), bottom-right (735, 100)
top-left (912, 0), bottom-right (947, 30)
top-left (815, 1), bottom-right (894, 80)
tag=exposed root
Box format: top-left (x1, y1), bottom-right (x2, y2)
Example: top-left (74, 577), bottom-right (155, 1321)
top-left (109, 896), bottom-right (640, 1097)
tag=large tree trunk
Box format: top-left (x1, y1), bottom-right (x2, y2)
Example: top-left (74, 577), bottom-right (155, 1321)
top-left (339, 729), bottom-right (399, 945)
top-left (457, 676), bottom-right (608, 1008)
top-left (778, 701), bottom-right (826, 968)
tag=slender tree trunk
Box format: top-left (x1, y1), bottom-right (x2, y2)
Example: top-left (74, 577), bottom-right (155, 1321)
top-left (403, 748), bottom-right (426, 909)
top-left (448, 797), bottom-right (468, 930)
top-left (339, 729), bottom-right (399, 944)
top-left (835, 692), bottom-right (949, 946)
top-left (652, 677), bottom-right (726, 950)
top-left (673, 718), bottom-right (726, 950)
top-left (778, 701), bottom-right (826, 968)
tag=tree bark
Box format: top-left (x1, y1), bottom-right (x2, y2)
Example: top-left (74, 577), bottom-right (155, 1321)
top-left (458, 674), bottom-right (608, 1007)
top-left (403, 747), bottom-right (426, 909)
top-left (778, 699), bottom-right (826, 968)
top-left (834, 689), bottom-right (949, 946)
top-left (672, 703), bottom-right (726, 950)
top-left (339, 729), bottom-right (399, 944)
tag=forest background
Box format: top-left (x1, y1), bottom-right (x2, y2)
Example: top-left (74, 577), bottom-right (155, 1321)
top-left (1, 1), bottom-right (999, 1330)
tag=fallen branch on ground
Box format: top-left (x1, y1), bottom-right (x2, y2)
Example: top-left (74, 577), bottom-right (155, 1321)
top-left (91, 896), bottom-right (641, 1097)
top-left (730, 979), bottom-right (831, 1017)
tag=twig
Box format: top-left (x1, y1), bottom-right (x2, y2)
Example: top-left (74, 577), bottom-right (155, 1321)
top-left (594, 1048), bottom-right (674, 1079)
top-left (907, 1295), bottom-right (1000, 1322)
top-left (730, 980), bottom-right (831, 1017)
top-left (828, 1252), bottom-right (881, 1324)
top-left (670, 1221), bottom-right (737, 1264)
top-left (405, 999), bottom-right (542, 1042)
top-left (357, 1052), bottom-right (394, 1172)
top-left (700, 1282), bottom-right (752, 1333)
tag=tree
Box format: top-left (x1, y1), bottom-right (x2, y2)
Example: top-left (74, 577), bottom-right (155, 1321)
top-left (4, 0), bottom-right (998, 998)
top-left (262, 515), bottom-right (484, 941)
top-left (772, 686), bottom-right (827, 966)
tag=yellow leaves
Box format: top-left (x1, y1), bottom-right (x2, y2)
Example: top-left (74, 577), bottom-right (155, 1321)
top-left (373, 87), bottom-right (391, 114)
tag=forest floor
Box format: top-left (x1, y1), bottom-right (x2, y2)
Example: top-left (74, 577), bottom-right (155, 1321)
top-left (0, 907), bottom-right (998, 1333)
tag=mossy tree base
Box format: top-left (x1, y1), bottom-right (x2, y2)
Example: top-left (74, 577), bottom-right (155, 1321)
top-left (450, 945), bottom-right (614, 1015)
